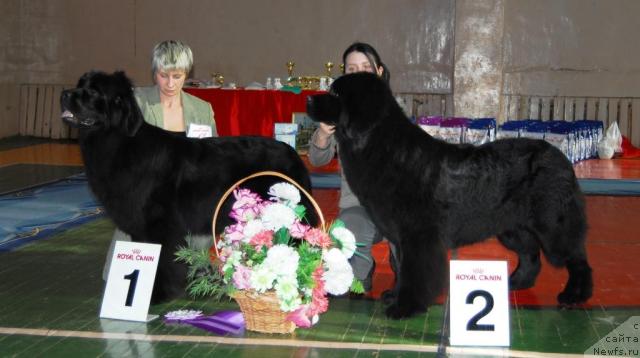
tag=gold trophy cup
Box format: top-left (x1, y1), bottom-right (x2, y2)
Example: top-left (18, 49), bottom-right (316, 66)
top-left (286, 61), bottom-right (295, 79)
top-left (325, 62), bottom-right (334, 77)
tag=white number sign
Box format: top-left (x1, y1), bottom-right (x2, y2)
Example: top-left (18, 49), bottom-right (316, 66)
top-left (100, 241), bottom-right (161, 322)
top-left (449, 260), bottom-right (510, 346)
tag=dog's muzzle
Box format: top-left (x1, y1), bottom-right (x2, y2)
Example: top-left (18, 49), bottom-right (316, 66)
top-left (61, 110), bottom-right (96, 127)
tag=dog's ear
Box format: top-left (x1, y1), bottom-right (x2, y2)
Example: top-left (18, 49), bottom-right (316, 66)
top-left (108, 71), bottom-right (142, 136)
top-left (110, 95), bottom-right (143, 136)
top-left (113, 71), bottom-right (134, 89)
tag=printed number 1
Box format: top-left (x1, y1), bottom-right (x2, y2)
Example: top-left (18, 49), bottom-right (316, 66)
top-left (123, 269), bottom-right (140, 307)
top-left (466, 289), bottom-right (495, 331)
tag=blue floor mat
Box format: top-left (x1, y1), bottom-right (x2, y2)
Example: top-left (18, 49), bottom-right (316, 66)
top-left (310, 172), bottom-right (341, 189)
top-left (578, 178), bottom-right (640, 196)
top-left (0, 174), bottom-right (103, 251)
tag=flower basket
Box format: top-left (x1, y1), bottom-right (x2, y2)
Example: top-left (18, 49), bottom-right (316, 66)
top-left (231, 290), bottom-right (295, 334)
top-left (210, 171), bottom-right (357, 334)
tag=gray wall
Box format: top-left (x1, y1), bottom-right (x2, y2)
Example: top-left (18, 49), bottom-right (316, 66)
top-left (454, 0), bottom-right (640, 118)
top-left (2, 0), bottom-right (640, 138)
top-left (1, 0), bottom-right (453, 90)
top-left (502, 0), bottom-right (640, 98)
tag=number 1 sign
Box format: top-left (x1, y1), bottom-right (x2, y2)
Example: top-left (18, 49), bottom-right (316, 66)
top-left (449, 260), bottom-right (510, 346)
top-left (100, 241), bottom-right (161, 322)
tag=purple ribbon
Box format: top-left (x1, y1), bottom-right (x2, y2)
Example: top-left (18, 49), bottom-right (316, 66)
top-left (165, 310), bottom-right (245, 336)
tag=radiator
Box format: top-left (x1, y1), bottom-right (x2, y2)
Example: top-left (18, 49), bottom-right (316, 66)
top-left (18, 84), bottom-right (76, 139)
top-left (501, 94), bottom-right (640, 147)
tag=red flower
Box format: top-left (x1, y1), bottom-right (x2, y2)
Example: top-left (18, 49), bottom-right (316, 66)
top-left (304, 228), bottom-right (332, 248)
top-left (249, 230), bottom-right (274, 250)
top-left (309, 266), bottom-right (328, 316)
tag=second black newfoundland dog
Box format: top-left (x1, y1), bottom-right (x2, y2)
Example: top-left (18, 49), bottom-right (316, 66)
top-left (307, 72), bottom-right (592, 319)
top-left (61, 71), bottom-right (315, 303)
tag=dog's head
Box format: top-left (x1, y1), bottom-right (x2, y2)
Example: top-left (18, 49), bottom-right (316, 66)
top-left (60, 71), bottom-right (142, 136)
top-left (306, 72), bottom-right (395, 140)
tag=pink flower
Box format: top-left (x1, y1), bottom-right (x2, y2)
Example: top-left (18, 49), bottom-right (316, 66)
top-left (218, 246), bottom-right (234, 263)
top-left (230, 205), bottom-right (262, 223)
top-left (249, 230), bottom-right (274, 250)
top-left (304, 228), bottom-right (332, 248)
top-left (286, 304), bottom-right (312, 328)
top-left (309, 294), bottom-right (328, 317)
top-left (309, 267), bottom-right (328, 316)
top-left (232, 188), bottom-right (263, 209)
top-left (230, 188), bottom-right (264, 222)
top-left (289, 221), bottom-right (310, 239)
top-left (312, 266), bottom-right (325, 291)
top-left (224, 223), bottom-right (245, 243)
top-left (232, 264), bottom-right (252, 290)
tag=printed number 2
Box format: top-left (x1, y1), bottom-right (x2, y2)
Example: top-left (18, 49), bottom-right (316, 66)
top-left (466, 290), bottom-right (495, 331)
top-left (123, 269), bottom-right (140, 307)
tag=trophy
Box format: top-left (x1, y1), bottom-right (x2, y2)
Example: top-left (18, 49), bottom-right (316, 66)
top-left (211, 72), bottom-right (224, 86)
top-left (286, 61), bottom-right (295, 79)
top-left (325, 62), bottom-right (334, 77)
top-left (340, 63), bottom-right (345, 73)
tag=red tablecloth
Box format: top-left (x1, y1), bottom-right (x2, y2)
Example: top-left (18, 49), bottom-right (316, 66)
top-left (184, 88), bottom-right (324, 137)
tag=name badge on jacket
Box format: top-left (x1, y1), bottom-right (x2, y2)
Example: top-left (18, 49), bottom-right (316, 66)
top-left (187, 124), bottom-right (213, 138)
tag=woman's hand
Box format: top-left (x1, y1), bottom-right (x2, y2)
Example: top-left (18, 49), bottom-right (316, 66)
top-left (314, 122), bottom-right (336, 148)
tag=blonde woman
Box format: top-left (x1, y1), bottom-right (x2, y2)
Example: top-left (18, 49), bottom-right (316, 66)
top-left (103, 40), bottom-right (217, 279)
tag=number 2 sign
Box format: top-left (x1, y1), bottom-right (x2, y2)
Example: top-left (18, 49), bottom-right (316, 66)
top-left (449, 260), bottom-right (510, 346)
top-left (99, 241), bottom-right (161, 322)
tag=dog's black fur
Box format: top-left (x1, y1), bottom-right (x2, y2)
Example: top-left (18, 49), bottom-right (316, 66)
top-left (61, 71), bottom-right (315, 303)
top-left (307, 72), bottom-right (592, 319)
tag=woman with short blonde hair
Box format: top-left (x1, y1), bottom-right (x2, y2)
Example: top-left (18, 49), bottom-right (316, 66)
top-left (103, 40), bottom-right (217, 281)
top-left (151, 40), bottom-right (194, 76)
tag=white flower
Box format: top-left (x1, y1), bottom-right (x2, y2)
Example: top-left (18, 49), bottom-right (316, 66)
top-left (243, 219), bottom-right (264, 242)
top-left (250, 264), bottom-right (276, 293)
top-left (331, 227), bottom-right (356, 259)
top-left (222, 250), bottom-right (243, 273)
top-left (164, 309), bottom-right (203, 321)
top-left (261, 203), bottom-right (297, 231)
top-left (322, 248), bottom-right (354, 295)
top-left (323, 247), bottom-right (350, 268)
top-left (268, 182), bottom-right (301, 208)
top-left (279, 296), bottom-right (302, 312)
top-left (275, 275), bottom-right (300, 302)
top-left (263, 244), bottom-right (299, 279)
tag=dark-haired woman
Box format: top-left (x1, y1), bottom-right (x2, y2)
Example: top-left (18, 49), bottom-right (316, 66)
top-left (308, 42), bottom-right (396, 295)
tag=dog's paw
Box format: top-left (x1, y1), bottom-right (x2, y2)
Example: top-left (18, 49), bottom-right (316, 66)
top-left (557, 270), bottom-right (593, 305)
top-left (557, 286), bottom-right (592, 305)
top-left (150, 293), bottom-right (166, 305)
top-left (385, 302), bottom-right (424, 320)
top-left (381, 289), bottom-right (397, 305)
top-left (508, 269), bottom-right (538, 291)
top-left (508, 276), bottom-right (536, 291)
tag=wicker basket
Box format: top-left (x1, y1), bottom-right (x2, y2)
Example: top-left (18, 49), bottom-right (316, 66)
top-left (211, 171), bottom-right (325, 334)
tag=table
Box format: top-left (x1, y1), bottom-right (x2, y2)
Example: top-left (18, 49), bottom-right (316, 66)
top-left (184, 87), bottom-right (324, 137)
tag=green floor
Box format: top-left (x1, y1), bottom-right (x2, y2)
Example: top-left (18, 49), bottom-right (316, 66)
top-left (1, 218), bottom-right (638, 357)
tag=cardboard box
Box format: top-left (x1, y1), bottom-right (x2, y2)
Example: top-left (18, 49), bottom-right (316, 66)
top-left (274, 123), bottom-right (298, 135)
top-left (275, 134), bottom-right (297, 149)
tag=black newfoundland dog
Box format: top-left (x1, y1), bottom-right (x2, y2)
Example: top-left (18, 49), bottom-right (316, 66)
top-left (61, 71), bottom-right (315, 303)
top-left (307, 72), bottom-right (592, 319)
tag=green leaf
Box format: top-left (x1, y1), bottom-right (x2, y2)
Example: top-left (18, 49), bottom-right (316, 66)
top-left (352, 249), bottom-right (373, 262)
top-left (174, 246), bottom-right (229, 300)
top-left (273, 227), bottom-right (291, 245)
top-left (294, 205), bottom-right (307, 220)
top-left (328, 220), bottom-right (347, 249)
top-left (350, 279), bottom-right (365, 294)
top-left (329, 219), bottom-right (346, 230)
